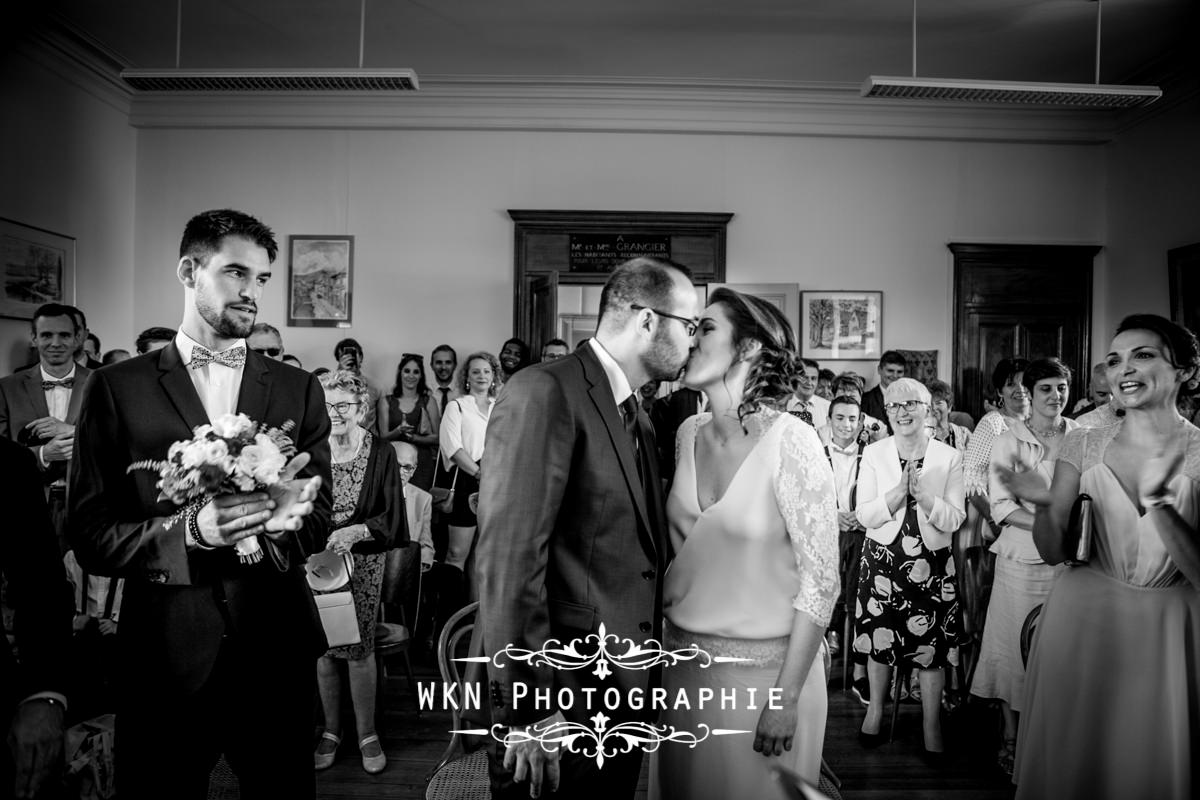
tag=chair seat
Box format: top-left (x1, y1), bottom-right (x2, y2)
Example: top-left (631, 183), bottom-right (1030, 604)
top-left (425, 749), bottom-right (490, 800)
top-left (375, 622), bottom-right (410, 650)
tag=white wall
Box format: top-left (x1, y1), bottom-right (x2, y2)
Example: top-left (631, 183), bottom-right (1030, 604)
top-left (0, 45), bottom-right (136, 375)
top-left (131, 127), bottom-right (1104, 392)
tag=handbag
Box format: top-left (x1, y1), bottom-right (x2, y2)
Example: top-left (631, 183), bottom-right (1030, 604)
top-left (306, 551), bottom-right (361, 648)
top-left (1063, 493), bottom-right (1093, 566)
top-left (431, 465), bottom-right (459, 514)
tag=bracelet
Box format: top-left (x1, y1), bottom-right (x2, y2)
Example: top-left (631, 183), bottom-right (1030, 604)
top-left (187, 500), bottom-right (215, 550)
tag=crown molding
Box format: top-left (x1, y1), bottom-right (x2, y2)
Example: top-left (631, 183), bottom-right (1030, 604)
top-left (13, 23), bottom-right (133, 117)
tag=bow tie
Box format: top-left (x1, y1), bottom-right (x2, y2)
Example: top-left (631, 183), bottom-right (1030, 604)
top-left (41, 378), bottom-right (74, 391)
top-left (189, 346), bottom-right (247, 370)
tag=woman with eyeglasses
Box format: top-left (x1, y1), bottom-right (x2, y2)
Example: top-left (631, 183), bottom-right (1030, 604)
top-left (998, 316), bottom-right (1200, 800)
top-left (381, 353), bottom-right (441, 491)
top-left (853, 378), bottom-right (966, 763)
top-left (312, 370), bottom-right (405, 775)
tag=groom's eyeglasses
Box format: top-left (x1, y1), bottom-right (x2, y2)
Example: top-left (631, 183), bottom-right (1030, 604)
top-left (630, 304), bottom-right (698, 337)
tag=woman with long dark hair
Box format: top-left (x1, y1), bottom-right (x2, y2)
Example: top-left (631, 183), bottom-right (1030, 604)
top-left (380, 353), bottom-right (440, 491)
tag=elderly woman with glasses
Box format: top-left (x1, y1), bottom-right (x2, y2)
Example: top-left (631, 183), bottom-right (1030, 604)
top-left (852, 378), bottom-right (966, 762)
top-left (381, 353), bottom-right (441, 491)
top-left (312, 370), bottom-right (406, 775)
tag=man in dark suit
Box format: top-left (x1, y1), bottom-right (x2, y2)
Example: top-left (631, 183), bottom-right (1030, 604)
top-left (2, 438), bottom-right (74, 799)
top-left (0, 302), bottom-right (92, 554)
top-left (859, 350), bottom-right (907, 433)
top-left (68, 209), bottom-right (331, 800)
top-left (477, 257), bottom-right (699, 799)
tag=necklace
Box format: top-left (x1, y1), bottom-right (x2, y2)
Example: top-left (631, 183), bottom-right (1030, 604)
top-left (1029, 420), bottom-right (1065, 438)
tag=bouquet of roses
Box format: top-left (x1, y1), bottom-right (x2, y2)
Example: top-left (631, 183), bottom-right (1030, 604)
top-left (129, 413), bottom-right (298, 564)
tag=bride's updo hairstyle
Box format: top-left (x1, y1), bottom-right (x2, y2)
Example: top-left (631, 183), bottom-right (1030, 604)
top-left (708, 287), bottom-right (801, 424)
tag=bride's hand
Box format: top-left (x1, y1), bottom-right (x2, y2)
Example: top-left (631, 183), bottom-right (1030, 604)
top-left (1139, 435), bottom-right (1185, 506)
top-left (753, 705), bottom-right (797, 758)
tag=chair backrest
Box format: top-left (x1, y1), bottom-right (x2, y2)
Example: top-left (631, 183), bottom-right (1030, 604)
top-left (1020, 603), bottom-right (1043, 667)
top-left (437, 601), bottom-right (479, 730)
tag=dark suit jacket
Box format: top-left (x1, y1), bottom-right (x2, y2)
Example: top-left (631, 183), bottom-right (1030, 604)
top-left (476, 343), bottom-right (667, 727)
top-left (0, 439), bottom-right (74, 714)
top-left (861, 385), bottom-right (888, 433)
top-left (649, 387), bottom-right (703, 487)
top-left (0, 363), bottom-right (91, 482)
top-left (67, 345), bottom-right (332, 698)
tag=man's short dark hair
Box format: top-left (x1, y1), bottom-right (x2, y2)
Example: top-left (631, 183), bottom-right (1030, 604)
top-left (597, 257), bottom-right (693, 329)
top-left (334, 338), bottom-right (363, 359)
top-left (136, 326), bottom-right (177, 354)
top-left (179, 208), bottom-right (278, 265)
top-left (86, 332), bottom-right (101, 351)
top-left (250, 322), bottom-right (281, 339)
top-left (829, 394), bottom-right (862, 413)
top-left (30, 303), bottom-right (78, 335)
top-left (879, 350), bottom-right (907, 369)
top-left (802, 358), bottom-right (820, 371)
top-left (541, 338), bottom-right (569, 355)
top-left (431, 344), bottom-right (457, 362)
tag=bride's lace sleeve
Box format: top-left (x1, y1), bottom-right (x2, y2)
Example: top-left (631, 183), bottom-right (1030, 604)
top-left (772, 419), bottom-right (840, 628)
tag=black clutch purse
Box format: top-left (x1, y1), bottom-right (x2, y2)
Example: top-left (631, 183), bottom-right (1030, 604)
top-left (1063, 493), bottom-right (1093, 566)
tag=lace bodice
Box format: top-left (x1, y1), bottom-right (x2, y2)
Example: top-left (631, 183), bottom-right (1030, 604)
top-left (664, 408), bottom-right (840, 636)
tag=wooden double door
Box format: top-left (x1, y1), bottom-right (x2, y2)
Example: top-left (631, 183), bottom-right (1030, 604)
top-left (952, 243), bottom-right (1100, 422)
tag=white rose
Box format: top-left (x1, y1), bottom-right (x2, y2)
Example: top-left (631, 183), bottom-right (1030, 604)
top-left (235, 434), bottom-right (287, 487)
top-left (211, 413), bottom-right (254, 439)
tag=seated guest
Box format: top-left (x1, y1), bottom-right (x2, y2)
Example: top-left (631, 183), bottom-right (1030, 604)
top-left (334, 338), bottom-right (383, 435)
top-left (383, 442), bottom-right (435, 630)
top-left (825, 395), bottom-right (870, 701)
top-left (861, 351), bottom-right (908, 430)
top-left (815, 372), bottom-right (886, 446)
top-left (134, 326), bottom-right (176, 354)
top-left (1, 438), bottom-right (74, 799)
top-left (540, 338), bottom-right (570, 362)
top-left (787, 358), bottom-right (829, 426)
top-left (1068, 362), bottom-right (1111, 419)
top-left (101, 349), bottom-right (131, 366)
top-left (313, 371), bottom-right (406, 775)
top-left (498, 337), bottom-right (531, 382)
top-left (380, 354), bottom-right (441, 491)
top-left (925, 380), bottom-right (972, 455)
top-left (247, 322), bottom-right (284, 360)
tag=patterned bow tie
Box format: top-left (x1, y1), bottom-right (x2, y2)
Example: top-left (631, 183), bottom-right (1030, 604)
top-left (41, 378), bottom-right (74, 391)
top-left (189, 345), bottom-right (247, 370)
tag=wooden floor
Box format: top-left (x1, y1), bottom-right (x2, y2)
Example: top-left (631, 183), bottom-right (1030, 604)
top-left (295, 647), bottom-right (1017, 800)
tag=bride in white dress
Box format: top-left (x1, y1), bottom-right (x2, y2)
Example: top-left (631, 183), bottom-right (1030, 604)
top-left (650, 288), bottom-right (839, 800)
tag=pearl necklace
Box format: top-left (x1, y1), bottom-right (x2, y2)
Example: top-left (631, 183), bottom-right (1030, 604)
top-left (1029, 420), bottom-right (1065, 438)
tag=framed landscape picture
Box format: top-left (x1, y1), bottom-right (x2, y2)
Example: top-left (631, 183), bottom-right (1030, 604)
top-left (801, 290), bottom-right (882, 360)
top-left (0, 218), bottom-right (75, 320)
top-left (288, 235), bottom-right (353, 327)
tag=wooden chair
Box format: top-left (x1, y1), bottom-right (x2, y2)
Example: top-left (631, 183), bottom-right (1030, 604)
top-left (425, 601), bottom-right (489, 800)
top-left (376, 542), bottom-right (423, 715)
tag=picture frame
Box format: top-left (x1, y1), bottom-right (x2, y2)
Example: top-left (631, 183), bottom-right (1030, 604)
top-left (800, 290), bottom-right (882, 360)
top-left (0, 217), bottom-right (75, 320)
top-left (288, 235), bottom-right (354, 328)
top-left (1168, 242), bottom-right (1200, 335)
top-left (708, 283), bottom-right (800, 342)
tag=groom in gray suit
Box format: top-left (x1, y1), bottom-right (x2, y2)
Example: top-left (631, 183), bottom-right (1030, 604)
top-left (477, 257), bottom-right (699, 799)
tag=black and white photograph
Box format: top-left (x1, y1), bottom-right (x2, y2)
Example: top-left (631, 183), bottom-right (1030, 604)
top-left (2, 2), bottom-right (1199, 799)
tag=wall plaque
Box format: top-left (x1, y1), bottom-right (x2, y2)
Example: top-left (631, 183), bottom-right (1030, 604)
top-left (568, 234), bottom-right (672, 272)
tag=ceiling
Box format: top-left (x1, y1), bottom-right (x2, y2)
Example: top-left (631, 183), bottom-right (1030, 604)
top-left (13, 0), bottom-right (1198, 88)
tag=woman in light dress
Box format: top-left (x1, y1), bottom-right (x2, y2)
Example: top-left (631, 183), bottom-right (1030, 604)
top-left (1000, 314), bottom-right (1200, 799)
top-left (650, 288), bottom-right (839, 800)
top-left (969, 358), bottom-right (1077, 775)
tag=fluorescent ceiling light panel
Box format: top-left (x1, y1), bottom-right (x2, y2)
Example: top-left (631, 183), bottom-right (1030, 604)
top-left (861, 75), bottom-right (1161, 108)
top-left (121, 68), bottom-right (419, 92)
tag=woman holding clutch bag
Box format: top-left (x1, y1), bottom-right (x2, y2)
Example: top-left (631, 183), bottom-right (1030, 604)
top-left (313, 371), bottom-right (405, 775)
top-left (970, 358), bottom-right (1077, 775)
top-left (651, 288), bottom-right (839, 800)
top-left (998, 315), bottom-right (1200, 800)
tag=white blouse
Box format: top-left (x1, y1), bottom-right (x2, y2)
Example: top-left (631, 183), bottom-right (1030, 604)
top-left (439, 395), bottom-right (494, 467)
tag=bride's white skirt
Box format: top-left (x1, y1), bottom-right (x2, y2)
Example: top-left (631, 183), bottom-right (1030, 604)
top-left (649, 622), bottom-right (827, 800)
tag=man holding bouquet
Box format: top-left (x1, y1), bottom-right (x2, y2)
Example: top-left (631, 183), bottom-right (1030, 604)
top-left (68, 209), bottom-right (332, 800)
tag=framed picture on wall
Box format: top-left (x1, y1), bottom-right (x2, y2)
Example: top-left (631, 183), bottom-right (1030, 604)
top-left (287, 235), bottom-right (354, 328)
top-left (0, 217), bottom-right (75, 320)
top-left (800, 290), bottom-right (882, 360)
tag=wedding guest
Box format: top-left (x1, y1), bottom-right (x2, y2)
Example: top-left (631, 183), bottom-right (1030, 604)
top-left (1068, 362), bottom-right (1111, 419)
top-left (0, 302), bottom-right (91, 553)
top-left (66, 306), bottom-right (102, 370)
top-left (247, 322), bottom-right (284, 360)
top-left (134, 326), bottom-right (176, 354)
top-left (1000, 315), bottom-right (1200, 800)
top-left (382, 442), bottom-right (435, 636)
top-left (970, 358), bottom-right (1076, 776)
top-left (68, 208), bottom-right (330, 800)
top-left (861, 351), bottom-right (908, 429)
top-left (816, 368), bottom-right (836, 400)
top-left (282, 354), bottom-right (303, 369)
top-left (787, 358), bottom-right (829, 427)
top-left (429, 345), bottom-right (460, 415)
top-left (83, 332), bottom-right (102, 365)
top-left (652, 287), bottom-right (837, 799)
top-left (101, 349), bottom-right (131, 366)
top-left (540, 338), bottom-right (570, 362)
top-left (854, 378), bottom-right (965, 762)
top-left (380, 354), bottom-right (441, 491)
top-left (1, 438), bottom-right (74, 800)
top-left (925, 380), bottom-right (972, 455)
top-left (313, 370), bottom-right (405, 775)
top-left (815, 372), bottom-right (886, 446)
top-left (650, 385), bottom-right (704, 487)
top-left (498, 336), bottom-right (531, 382)
top-left (334, 338), bottom-right (382, 435)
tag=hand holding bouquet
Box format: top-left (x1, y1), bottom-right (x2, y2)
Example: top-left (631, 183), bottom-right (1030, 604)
top-left (129, 413), bottom-right (322, 564)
